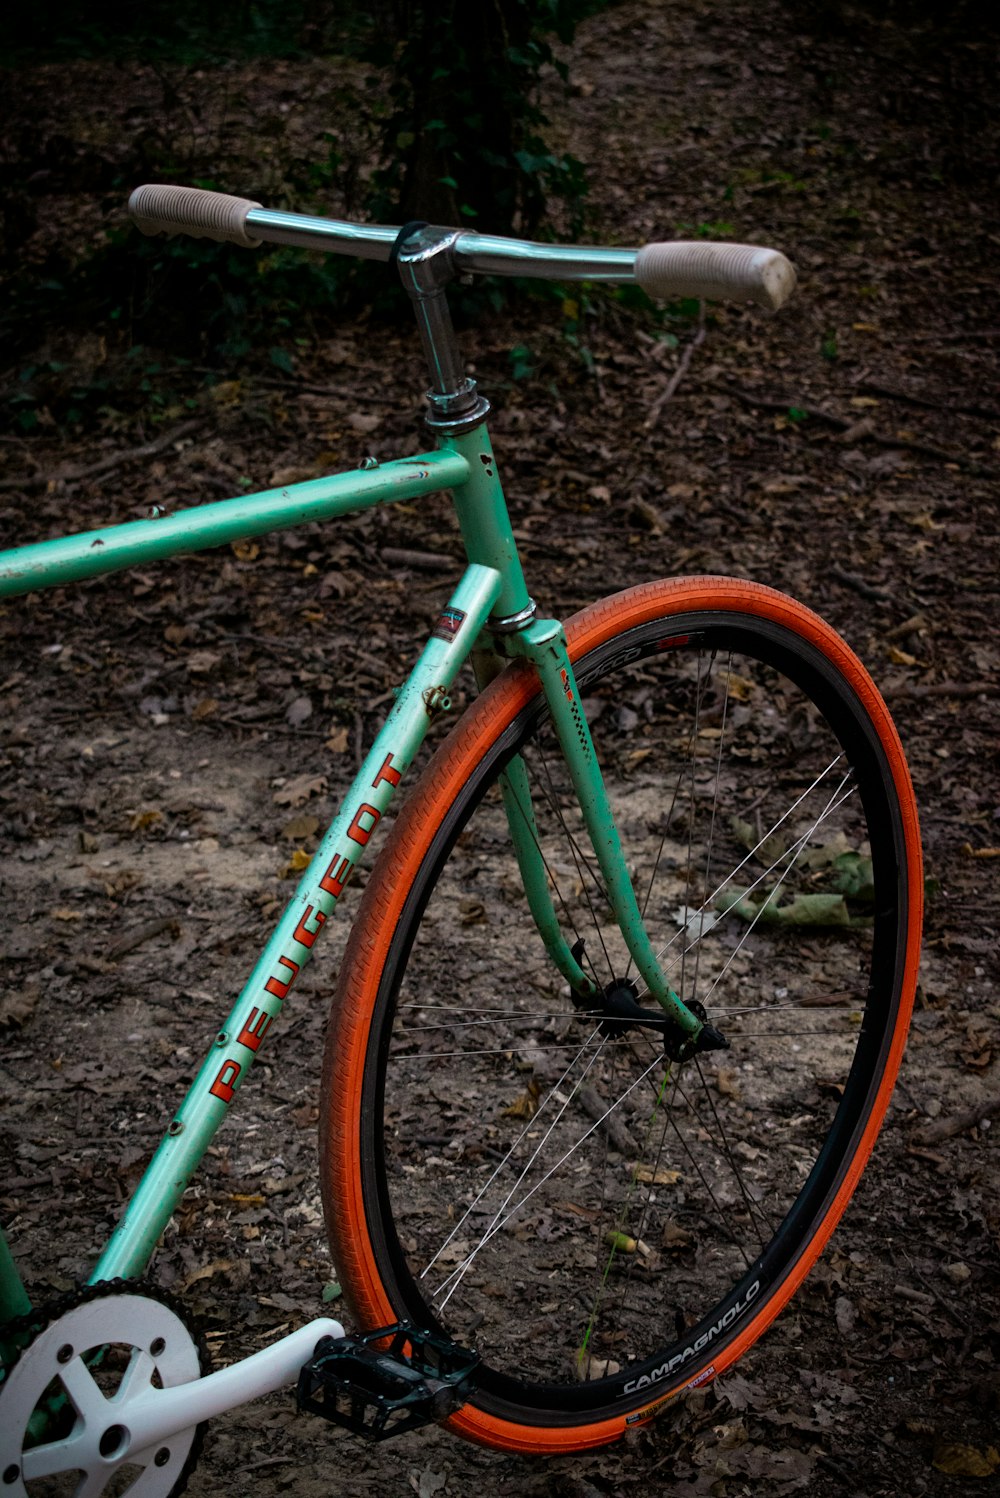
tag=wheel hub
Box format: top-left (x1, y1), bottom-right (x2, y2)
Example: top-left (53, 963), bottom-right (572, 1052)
top-left (573, 971), bottom-right (729, 1059)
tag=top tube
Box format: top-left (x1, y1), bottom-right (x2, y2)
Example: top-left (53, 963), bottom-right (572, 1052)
top-left (245, 208), bottom-right (638, 284)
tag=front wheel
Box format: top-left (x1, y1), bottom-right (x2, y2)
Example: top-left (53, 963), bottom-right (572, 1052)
top-left (320, 577), bottom-right (921, 1453)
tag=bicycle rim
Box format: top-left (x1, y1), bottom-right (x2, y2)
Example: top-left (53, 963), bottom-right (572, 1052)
top-left (321, 576), bottom-right (921, 1452)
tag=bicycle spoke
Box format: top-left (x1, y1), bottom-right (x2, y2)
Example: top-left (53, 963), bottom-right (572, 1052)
top-left (644, 772), bottom-right (857, 1000)
top-left (693, 1054), bottom-right (776, 1243)
top-left (420, 1026), bottom-right (605, 1282)
top-left (432, 1052), bottom-right (665, 1308)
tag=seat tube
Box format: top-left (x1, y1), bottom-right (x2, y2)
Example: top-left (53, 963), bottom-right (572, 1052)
top-left (395, 224), bottom-right (535, 625)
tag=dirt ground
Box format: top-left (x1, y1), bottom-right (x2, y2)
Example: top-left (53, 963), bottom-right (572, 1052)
top-left (1, 1), bottom-right (998, 1494)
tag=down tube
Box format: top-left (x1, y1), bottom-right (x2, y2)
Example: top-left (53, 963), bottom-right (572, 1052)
top-left (91, 563), bottom-right (501, 1284)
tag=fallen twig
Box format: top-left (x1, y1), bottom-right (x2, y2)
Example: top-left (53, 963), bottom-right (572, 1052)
top-left (106, 916), bottom-right (180, 962)
top-left (856, 377), bottom-right (1000, 421)
top-left (907, 1260), bottom-right (972, 1331)
top-left (645, 307), bottom-right (707, 427)
top-left (380, 546), bottom-right (458, 572)
top-left (575, 1083), bottom-right (638, 1156)
top-left (828, 566), bottom-right (897, 605)
top-left (883, 679), bottom-right (998, 701)
top-left (713, 382), bottom-right (998, 475)
top-left (901, 328), bottom-right (1000, 344)
top-left (913, 1097), bottom-right (1000, 1146)
top-left (718, 381), bottom-right (847, 427)
top-left (0, 418), bottom-right (205, 494)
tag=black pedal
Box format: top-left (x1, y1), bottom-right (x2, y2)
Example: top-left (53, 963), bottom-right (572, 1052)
top-left (297, 1322), bottom-right (480, 1443)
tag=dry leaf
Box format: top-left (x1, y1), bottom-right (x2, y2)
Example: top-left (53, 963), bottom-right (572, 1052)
top-left (415, 1469), bottom-right (447, 1498)
top-left (280, 848), bottom-right (312, 879)
top-left (632, 1165), bottom-right (681, 1185)
top-left (320, 570), bottom-right (350, 598)
top-left (269, 464), bottom-right (320, 487)
top-left (560, 1201), bottom-right (603, 1223)
top-left (716, 1067), bottom-right (741, 1099)
top-left (0, 984), bottom-right (39, 1029)
top-left (503, 1079), bottom-right (540, 1119)
top-left (835, 1295), bottom-right (856, 1335)
top-left (932, 1442), bottom-right (1000, 1478)
top-left (210, 380), bottom-right (242, 407)
top-left (281, 813), bottom-right (320, 842)
top-left (722, 671), bottom-right (755, 701)
top-left (627, 497), bottom-right (665, 532)
top-left (130, 809), bottom-right (164, 831)
top-left (347, 411), bottom-right (381, 433)
top-left (175, 1257), bottom-right (236, 1291)
top-left (186, 649), bottom-right (222, 674)
top-left (273, 774), bottom-right (327, 807)
top-left (285, 695), bottom-right (313, 726)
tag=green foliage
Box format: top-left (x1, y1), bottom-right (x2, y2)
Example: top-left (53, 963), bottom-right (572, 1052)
top-left (0, 226), bottom-right (360, 435)
top-left (508, 343), bottom-right (538, 382)
top-left (675, 220), bottom-right (736, 240)
top-left (1, 0), bottom-right (616, 418)
top-left (360, 1), bottom-right (603, 236)
top-left (4, 347), bottom-right (193, 434)
top-left (490, 274), bottom-right (701, 396)
top-left (2, 225), bottom-right (350, 364)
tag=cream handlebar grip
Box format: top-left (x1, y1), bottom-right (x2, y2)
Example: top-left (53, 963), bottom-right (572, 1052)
top-left (128, 184), bottom-right (263, 248)
top-left (635, 241), bottom-right (796, 310)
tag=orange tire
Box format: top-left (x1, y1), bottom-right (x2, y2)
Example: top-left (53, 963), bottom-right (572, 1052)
top-left (320, 577), bottom-right (921, 1452)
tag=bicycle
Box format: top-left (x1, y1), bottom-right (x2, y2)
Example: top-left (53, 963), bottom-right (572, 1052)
top-left (0, 184), bottom-right (922, 1493)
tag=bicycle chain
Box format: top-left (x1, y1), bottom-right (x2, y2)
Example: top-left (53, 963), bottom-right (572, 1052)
top-left (0, 1277), bottom-right (209, 1498)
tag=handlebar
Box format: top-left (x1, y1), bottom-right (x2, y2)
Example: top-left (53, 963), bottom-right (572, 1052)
top-left (128, 183), bottom-right (796, 312)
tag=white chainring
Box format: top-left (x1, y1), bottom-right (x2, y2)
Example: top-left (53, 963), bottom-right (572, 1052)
top-left (0, 1291), bottom-right (201, 1497)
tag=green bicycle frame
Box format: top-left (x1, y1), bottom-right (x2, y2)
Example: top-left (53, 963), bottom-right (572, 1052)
top-left (0, 418), bottom-right (699, 1319)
